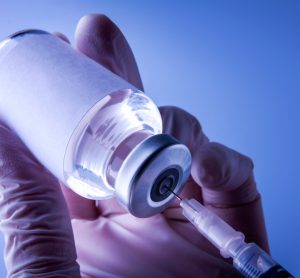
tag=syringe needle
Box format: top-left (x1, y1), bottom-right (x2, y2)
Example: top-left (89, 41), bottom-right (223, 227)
top-left (168, 188), bottom-right (182, 201)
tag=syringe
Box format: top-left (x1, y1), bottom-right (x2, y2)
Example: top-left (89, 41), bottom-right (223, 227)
top-left (173, 193), bottom-right (294, 278)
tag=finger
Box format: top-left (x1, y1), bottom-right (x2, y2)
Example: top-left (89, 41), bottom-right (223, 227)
top-left (159, 106), bottom-right (208, 219)
top-left (75, 14), bottom-right (144, 90)
top-left (0, 123), bottom-right (80, 276)
top-left (191, 142), bottom-right (269, 251)
top-left (192, 143), bottom-right (257, 203)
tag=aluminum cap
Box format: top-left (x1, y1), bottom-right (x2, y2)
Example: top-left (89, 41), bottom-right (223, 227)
top-left (115, 134), bottom-right (192, 217)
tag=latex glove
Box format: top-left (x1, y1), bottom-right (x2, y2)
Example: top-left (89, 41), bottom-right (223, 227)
top-left (62, 14), bottom-right (269, 277)
top-left (0, 128), bottom-right (80, 277)
top-left (0, 14), bottom-right (269, 278)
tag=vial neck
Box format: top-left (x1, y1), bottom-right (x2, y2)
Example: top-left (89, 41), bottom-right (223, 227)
top-left (106, 131), bottom-right (154, 187)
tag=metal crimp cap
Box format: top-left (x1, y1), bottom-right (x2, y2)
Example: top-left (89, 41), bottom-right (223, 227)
top-left (115, 134), bottom-right (192, 217)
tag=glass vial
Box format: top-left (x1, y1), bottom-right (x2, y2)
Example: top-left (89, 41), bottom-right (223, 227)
top-left (0, 30), bottom-right (191, 217)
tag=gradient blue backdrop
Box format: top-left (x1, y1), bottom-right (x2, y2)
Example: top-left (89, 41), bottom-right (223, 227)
top-left (0, 0), bottom-right (299, 276)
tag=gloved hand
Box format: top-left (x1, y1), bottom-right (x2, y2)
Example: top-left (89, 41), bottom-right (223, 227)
top-left (0, 14), bottom-right (269, 278)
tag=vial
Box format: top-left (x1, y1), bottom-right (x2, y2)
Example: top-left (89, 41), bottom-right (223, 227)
top-left (0, 30), bottom-right (191, 217)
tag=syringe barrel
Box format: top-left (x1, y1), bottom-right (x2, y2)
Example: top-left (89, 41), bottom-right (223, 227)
top-left (181, 198), bottom-right (244, 258)
top-left (181, 199), bottom-right (294, 278)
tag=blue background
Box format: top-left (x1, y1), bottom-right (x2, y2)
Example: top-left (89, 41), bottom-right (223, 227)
top-left (0, 0), bottom-right (299, 276)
